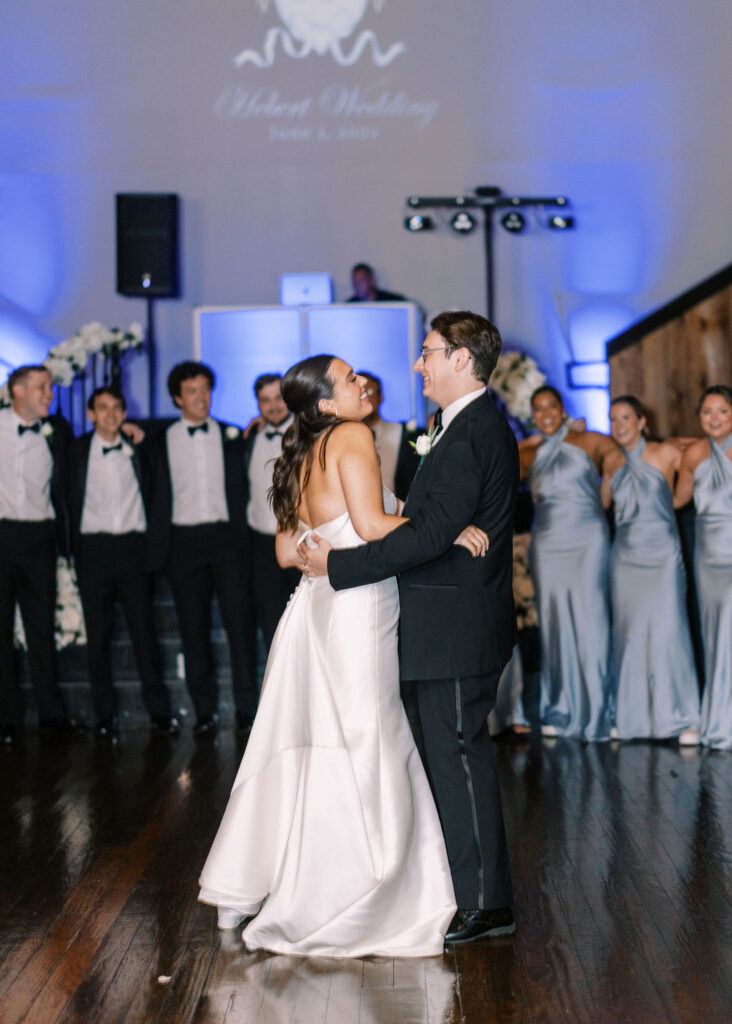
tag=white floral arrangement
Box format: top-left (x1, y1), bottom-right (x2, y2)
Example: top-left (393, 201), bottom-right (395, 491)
top-left (0, 322), bottom-right (144, 405)
top-left (490, 351), bottom-right (546, 425)
top-left (512, 533), bottom-right (538, 630)
top-left (225, 426), bottom-right (241, 440)
top-left (14, 557), bottom-right (87, 651)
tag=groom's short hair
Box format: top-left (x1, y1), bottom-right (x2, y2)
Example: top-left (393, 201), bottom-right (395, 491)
top-left (430, 311), bottom-right (502, 384)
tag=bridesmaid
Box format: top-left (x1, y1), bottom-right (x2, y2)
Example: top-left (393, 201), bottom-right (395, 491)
top-left (608, 396), bottom-right (700, 743)
top-left (675, 385), bottom-right (732, 751)
top-left (520, 386), bottom-right (624, 741)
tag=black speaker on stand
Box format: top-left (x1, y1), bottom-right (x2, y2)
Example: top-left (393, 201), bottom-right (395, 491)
top-left (116, 193), bottom-right (180, 416)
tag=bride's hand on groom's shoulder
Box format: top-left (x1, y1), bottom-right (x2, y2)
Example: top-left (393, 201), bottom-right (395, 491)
top-left (454, 525), bottom-right (489, 558)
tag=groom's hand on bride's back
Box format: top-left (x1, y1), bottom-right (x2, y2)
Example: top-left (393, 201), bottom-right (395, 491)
top-left (298, 533), bottom-right (332, 577)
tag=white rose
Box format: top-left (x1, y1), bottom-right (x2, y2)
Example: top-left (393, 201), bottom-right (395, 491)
top-left (225, 426), bottom-right (240, 440)
top-left (415, 434), bottom-right (432, 456)
top-left (57, 606), bottom-right (82, 633)
top-left (40, 422), bottom-right (54, 438)
top-left (123, 443), bottom-right (135, 458)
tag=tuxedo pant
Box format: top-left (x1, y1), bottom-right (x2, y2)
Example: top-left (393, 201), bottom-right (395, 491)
top-left (248, 528), bottom-right (300, 651)
top-left (76, 533), bottom-right (172, 722)
top-left (0, 520), bottom-right (66, 727)
top-left (413, 672), bottom-right (513, 912)
top-left (167, 523), bottom-right (257, 723)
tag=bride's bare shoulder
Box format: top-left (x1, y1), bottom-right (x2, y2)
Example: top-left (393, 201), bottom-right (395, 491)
top-left (328, 421), bottom-right (375, 450)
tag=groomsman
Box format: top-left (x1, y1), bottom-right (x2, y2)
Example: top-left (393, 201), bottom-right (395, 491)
top-left (68, 386), bottom-right (178, 738)
top-left (0, 365), bottom-right (78, 742)
top-left (359, 371), bottom-right (419, 501)
top-left (148, 361), bottom-right (256, 733)
top-left (246, 374), bottom-right (300, 651)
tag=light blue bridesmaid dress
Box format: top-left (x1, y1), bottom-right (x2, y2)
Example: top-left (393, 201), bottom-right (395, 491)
top-left (610, 438), bottom-right (699, 739)
top-left (693, 433), bottom-right (732, 750)
top-left (528, 424), bottom-right (613, 741)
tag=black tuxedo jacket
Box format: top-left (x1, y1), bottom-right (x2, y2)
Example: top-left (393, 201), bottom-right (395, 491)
top-left (328, 393), bottom-right (519, 680)
top-left (66, 432), bottom-right (150, 557)
top-left (39, 413), bottom-right (72, 555)
top-left (147, 420), bottom-right (249, 570)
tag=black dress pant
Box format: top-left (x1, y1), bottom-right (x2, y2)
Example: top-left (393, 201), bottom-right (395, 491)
top-left (414, 671), bottom-right (513, 912)
top-left (0, 520), bottom-right (66, 727)
top-left (248, 528), bottom-right (301, 651)
top-left (167, 523), bottom-right (257, 723)
top-left (76, 533), bottom-right (171, 722)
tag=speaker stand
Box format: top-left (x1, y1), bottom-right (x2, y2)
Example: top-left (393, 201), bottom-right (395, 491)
top-left (146, 296), bottom-right (157, 417)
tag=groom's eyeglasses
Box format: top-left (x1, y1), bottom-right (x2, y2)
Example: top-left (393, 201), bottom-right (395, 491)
top-left (419, 345), bottom-right (448, 360)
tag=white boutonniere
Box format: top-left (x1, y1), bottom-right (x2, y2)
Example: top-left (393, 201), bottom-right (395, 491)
top-left (40, 421), bottom-right (54, 438)
top-left (409, 424), bottom-right (439, 458)
top-left (123, 443), bottom-right (135, 458)
top-left (225, 426), bottom-right (240, 440)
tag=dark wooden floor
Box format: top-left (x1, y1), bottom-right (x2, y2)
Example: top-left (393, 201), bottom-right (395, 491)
top-left (0, 731), bottom-right (729, 1024)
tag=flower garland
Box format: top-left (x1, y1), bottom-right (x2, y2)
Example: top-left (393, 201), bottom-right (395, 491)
top-left (14, 557), bottom-right (86, 651)
top-left (489, 351), bottom-right (546, 427)
top-left (0, 321), bottom-right (144, 405)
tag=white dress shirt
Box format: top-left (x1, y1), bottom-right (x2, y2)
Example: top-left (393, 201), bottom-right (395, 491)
top-left (80, 432), bottom-right (147, 535)
top-left (371, 418), bottom-right (403, 493)
top-left (167, 417), bottom-right (229, 526)
top-left (0, 407), bottom-right (55, 522)
top-left (431, 387), bottom-right (486, 447)
top-left (246, 416), bottom-right (293, 535)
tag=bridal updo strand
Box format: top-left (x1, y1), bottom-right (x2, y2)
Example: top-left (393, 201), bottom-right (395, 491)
top-left (269, 354), bottom-right (342, 531)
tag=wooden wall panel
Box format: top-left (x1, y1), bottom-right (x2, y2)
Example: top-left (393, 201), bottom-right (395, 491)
top-left (609, 281), bottom-right (732, 438)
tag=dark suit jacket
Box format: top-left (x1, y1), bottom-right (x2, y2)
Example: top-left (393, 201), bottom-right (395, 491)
top-left (41, 413), bottom-right (72, 556)
top-left (328, 393), bottom-right (519, 680)
top-left (67, 432), bottom-right (150, 559)
top-left (147, 420), bottom-right (249, 571)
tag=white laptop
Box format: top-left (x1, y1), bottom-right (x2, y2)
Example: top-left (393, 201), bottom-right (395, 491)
top-left (279, 273), bottom-right (333, 306)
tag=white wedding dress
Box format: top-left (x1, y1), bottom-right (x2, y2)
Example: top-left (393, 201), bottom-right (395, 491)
top-left (198, 496), bottom-right (456, 957)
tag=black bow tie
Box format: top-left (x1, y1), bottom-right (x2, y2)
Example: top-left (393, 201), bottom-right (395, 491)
top-left (102, 443), bottom-right (123, 456)
top-left (265, 429), bottom-right (284, 440)
top-left (18, 422), bottom-right (41, 435)
top-left (188, 422), bottom-right (209, 436)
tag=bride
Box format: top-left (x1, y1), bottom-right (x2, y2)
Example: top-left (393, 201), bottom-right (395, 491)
top-left (198, 355), bottom-right (487, 957)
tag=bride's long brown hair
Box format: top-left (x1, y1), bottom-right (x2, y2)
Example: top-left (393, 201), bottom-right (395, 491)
top-left (269, 354), bottom-right (342, 531)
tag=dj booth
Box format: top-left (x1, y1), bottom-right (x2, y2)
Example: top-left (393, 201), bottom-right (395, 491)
top-left (193, 301), bottom-right (424, 428)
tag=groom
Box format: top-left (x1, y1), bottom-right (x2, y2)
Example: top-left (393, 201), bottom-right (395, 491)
top-left (303, 311), bottom-right (519, 944)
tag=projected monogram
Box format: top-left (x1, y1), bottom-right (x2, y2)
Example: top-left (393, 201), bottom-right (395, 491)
top-left (234, 0), bottom-right (406, 68)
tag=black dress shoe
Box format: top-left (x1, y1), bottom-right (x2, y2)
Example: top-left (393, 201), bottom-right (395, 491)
top-left (94, 717), bottom-right (119, 739)
top-left (445, 907), bottom-right (515, 945)
top-left (151, 715), bottom-right (181, 735)
top-left (1, 723), bottom-right (19, 745)
top-left (235, 712), bottom-right (254, 732)
top-left (193, 713), bottom-right (219, 736)
top-left (40, 716), bottom-right (86, 737)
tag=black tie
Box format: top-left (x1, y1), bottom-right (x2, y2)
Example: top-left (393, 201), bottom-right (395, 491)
top-left (18, 422), bottom-right (41, 435)
top-left (432, 409), bottom-right (443, 440)
top-left (188, 422), bottom-right (209, 436)
top-left (102, 443), bottom-right (123, 456)
top-left (265, 430), bottom-right (284, 440)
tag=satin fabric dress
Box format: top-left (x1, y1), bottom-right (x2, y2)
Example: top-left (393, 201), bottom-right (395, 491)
top-left (528, 425), bottom-right (613, 740)
top-left (693, 434), bottom-right (732, 750)
top-left (610, 438), bottom-right (699, 739)
top-left (199, 496), bottom-right (456, 957)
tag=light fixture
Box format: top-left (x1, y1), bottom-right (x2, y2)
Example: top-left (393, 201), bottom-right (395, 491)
top-left (566, 361), bottom-right (609, 389)
top-left (449, 211), bottom-right (477, 234)
top-left (548, 214), bottom-right (575, 230)
top-left (501, 211), bottom-right (526, 234)
top-left (404, 214), bottom-right (434, 232)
